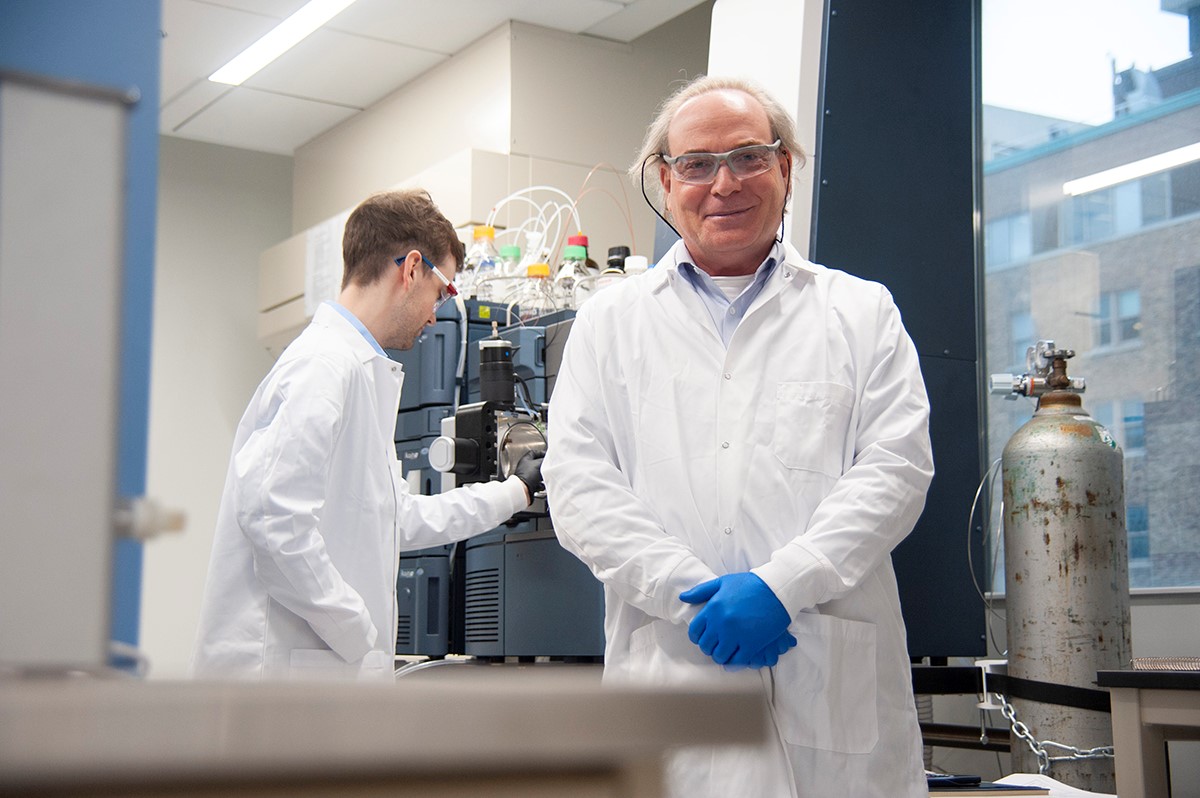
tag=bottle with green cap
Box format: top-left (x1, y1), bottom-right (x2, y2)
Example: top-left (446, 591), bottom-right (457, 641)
top-left (494, 244), bottom-right (522, 305)
top-left (554, 244), bottom-right (593, 308)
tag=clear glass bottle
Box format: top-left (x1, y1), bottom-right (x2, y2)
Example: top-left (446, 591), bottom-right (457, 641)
top-left (464, 225), bottom-right (498, 300)
top-left (567, 234), bottom-right (601, 273)
top-left (495, 244), bottom-right (522, 307)
top-left (519, 263), bottom-right (556, 322)
top-left (554, 244), bottom-right (592, 308)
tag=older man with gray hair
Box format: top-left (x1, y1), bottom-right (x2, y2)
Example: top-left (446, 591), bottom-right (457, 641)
top-left (543, 75), bottom-right (933, 797)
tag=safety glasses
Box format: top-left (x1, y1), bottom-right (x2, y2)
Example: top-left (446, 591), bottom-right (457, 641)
top-left (397, 253), bottom-right (458, 310)
top-left (662, 139), bottom-right (783, 185)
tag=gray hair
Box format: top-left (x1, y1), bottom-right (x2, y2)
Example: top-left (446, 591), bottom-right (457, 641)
top-left (630, 75), bottom-right (808, 209)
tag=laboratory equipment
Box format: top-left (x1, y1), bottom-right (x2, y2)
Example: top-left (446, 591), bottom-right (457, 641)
top-left (595, 245), bottom-right (630, 293)
top-left (990, 340), bottom-right (1130, 791)
top-left (429, 325), bottom-right (603, 661)
top-left (553, 245), bottom-right (597, 308)
top-left (462, 225), bottom-right (499, 299)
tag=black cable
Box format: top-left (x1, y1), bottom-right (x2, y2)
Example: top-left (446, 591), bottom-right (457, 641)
top-left (639, 153), bottom-right (681, 239)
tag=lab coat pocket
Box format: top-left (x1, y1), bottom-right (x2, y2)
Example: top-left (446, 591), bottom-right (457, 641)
top-left (773, 382), bottom-right (854, 477)
top-left (625, 620), bottom-right (726, 687)
top-left (288, 648), bottom-right (392, 681)
top-left (773, 612), bottom-right (879, 754)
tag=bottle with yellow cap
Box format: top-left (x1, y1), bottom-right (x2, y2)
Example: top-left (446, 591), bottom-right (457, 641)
top-left (518, 263), bottom-right (556, 322)
top-left (463, 225), bottom-right (498, 300)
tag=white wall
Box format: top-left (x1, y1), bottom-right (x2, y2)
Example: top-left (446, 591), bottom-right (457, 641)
top-left (291, 6), bottom-right (713, 258)
top-left (141, 136), bottom-right (292, 678)
top-left (290, 24), bottom-right (513, 232)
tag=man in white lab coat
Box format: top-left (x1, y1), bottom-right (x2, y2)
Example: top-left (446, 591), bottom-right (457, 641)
top-left (542, 77), bottom-right (933, 796)
top-left (192, 189), bottom-right (542, 681)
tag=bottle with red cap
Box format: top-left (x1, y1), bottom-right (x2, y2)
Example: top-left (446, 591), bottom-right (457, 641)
top-left (567, 234), bottom-right (601, 273)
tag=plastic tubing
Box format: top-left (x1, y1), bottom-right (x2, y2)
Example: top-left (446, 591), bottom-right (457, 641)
top-left (486, 186), bottom-right (583, 233)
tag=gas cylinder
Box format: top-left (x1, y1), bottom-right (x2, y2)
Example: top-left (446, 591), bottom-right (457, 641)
top-left (992, 341), bottom-right (1130, 792)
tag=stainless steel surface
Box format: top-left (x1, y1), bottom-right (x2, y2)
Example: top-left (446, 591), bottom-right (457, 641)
top-left (498, 417), bottom-right (547, 479)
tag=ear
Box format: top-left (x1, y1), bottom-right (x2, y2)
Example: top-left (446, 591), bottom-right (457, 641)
top-left (658, 162), bottom-right (675, 219)
top-left (780, 149), bottom-right (793, 203)
top-left (396, 249), bottom-right (422, 289)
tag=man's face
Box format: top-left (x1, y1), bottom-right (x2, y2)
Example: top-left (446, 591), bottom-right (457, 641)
top-left (660, 90), bottom-right (791, 276)
top-left (386, 253), bottom-right (455, 350)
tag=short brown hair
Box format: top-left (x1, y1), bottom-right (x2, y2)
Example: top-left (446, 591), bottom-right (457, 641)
top-left (341, 189), bottom-right (465, 290)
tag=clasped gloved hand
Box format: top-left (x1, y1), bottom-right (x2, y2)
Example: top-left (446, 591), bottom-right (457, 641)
top-left (680, 572), bottom-right (794, 668)
top-left (513, 450), bottom-right (545, 502)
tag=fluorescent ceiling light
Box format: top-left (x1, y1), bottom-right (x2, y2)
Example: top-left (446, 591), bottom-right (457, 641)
top-left (1062, 142), bottom-right (1200, 196)
top-left (209, 0), bottom-right (358, 86)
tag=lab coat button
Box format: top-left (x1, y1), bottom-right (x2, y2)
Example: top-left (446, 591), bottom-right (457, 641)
top-left (721, 441), bottom-right (730, 449)
top-left (724, 527), bottom-right (732, 535)
top-left (724, 372), bottom-right (732, 380)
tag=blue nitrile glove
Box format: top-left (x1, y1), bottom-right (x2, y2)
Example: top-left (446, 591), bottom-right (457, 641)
top-left (724, 632), bottom-right (798, 672)
top-left (679, 573), bottom-right (793, 668)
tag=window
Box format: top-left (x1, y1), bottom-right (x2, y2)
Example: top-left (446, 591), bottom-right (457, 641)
top-left (1142, 172), bottom-right (1169, 225)
top-left (1127, 504), bottom-right (1150, 561)
top-left (1096, 289), bottom-right (1142, 347)
top-left (983, 0), bottom-right (1197, 589)
top-left (1065, 188), bottom-right (1115, 245)
top-left (1171, 161), bottom-right (1200, 218)
top-left (985, 213), bottom-right (1032, 269)
top-left (1009, 310), bottom-right (1035, 370)
top-left (1093, 399), bottom-right (1146, 454)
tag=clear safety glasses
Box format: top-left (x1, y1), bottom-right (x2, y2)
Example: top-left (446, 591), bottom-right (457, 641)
top-left (662, 139), bottom-right (783, 185)
top-left (397, 253), bottom-right (458, 311)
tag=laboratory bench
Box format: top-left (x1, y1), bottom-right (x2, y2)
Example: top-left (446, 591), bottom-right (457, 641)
top-left (0, 665), bottom-right (766, 797)
top-left (1097, 668), bottom-right (1200, 798)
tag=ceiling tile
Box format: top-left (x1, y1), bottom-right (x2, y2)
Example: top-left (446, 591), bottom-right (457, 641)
top-left (330, 0), bottom-right (524, 53)
top-left (330, 0), bottom-right (627, 52)
top-left (196, 0), bottom-right (307, 16)
top-left (159, 80), bottom-right (231, 133)
top-left (504, 0), bottom-right (630, 35)
top-left (244, 28), bottom-right (447, 108)
top-left (160, 0), bottom-right (285, 104)
top-left (159, 0), bottom-right (706, 153)
top-left (583, 0), bottom-right (708, 42)
top-left (171, 87), bottom-right (359, 155)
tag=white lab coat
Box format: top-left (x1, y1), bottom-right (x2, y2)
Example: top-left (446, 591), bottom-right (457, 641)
top-left (543, 241), bottom-right (934, 797)
top-left (191, 304), bottom-right (527, 681)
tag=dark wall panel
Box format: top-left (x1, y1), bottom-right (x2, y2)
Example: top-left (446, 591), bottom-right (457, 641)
top-left (813, 0), bottom-right (985, 657)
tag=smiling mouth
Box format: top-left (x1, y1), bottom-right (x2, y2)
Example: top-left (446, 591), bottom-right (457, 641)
top-left (707, 207), bottom-right (752, 219)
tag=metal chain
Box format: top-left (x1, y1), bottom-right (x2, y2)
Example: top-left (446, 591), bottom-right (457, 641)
top-left (993, 693), bottom-right (1114, 775)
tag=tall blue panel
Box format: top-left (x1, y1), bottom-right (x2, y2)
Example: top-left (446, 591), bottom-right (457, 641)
top-left (0, 0), bottom-right (161, 646)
